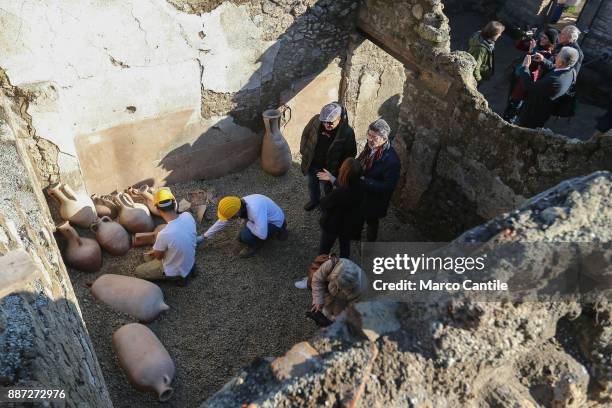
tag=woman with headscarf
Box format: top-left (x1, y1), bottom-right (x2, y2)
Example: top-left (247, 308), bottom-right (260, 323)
top-left (309, 258), bottom-right (367, 325)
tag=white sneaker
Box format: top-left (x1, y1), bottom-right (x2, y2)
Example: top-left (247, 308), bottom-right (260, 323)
top-left (294, 277), bottom-right (308, 289)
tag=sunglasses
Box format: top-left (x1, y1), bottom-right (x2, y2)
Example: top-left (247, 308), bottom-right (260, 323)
top-left (322, 121), bottom-right (335, 125)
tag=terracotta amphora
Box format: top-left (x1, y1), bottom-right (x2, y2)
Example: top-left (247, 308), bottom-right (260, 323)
top-left (91, 274), bottom-right (169, 321)
top-left (47, 183), bottom-right (97, 228)
top-left (56, 221), bottom-right (102, 272)
top-left (113, 323), bottom-right (175, 401)
top-left (115, 193), bottom-right (154, 233)
top-left (133, 224), bottom-right (166, 247)
top-left (127, 185), bottom-right (160, 217)
top-left (261, 107), bottom-right (292, 176)
top-left (91, 194), bottom-right (119, 219)
top-left (90, 216), bottom-right (131, 256)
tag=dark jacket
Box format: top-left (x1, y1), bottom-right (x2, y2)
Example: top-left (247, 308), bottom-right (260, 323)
top-left (359, 146), bottom-right (401, 219)
top-left (541, 41), bottom-right (584, 75)
top-left (300, 107), bottom-right (356, 175)
top-left (319, 182), bottom-right (363, 238)
top-left (468, 31), bottom-right (495, 82)
top-left (519, 67), bottom-right (576, 129)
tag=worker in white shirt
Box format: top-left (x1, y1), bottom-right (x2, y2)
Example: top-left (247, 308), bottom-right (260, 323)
top-left (197, 194), bottom-right (288, 258)
top-left (134, 187), bottom-right (197, 284)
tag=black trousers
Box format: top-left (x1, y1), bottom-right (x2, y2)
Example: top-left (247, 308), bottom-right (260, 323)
top-left (362, 218), bottom-right (380, 242)
top-left (319, 229), bottom-right (351, 259)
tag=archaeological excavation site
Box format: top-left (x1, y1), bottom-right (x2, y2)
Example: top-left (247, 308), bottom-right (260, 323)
top-left (1, 0), bottom-right (611, 407)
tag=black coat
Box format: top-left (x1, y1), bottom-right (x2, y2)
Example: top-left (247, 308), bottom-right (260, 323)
top-left (519, 67), bottom-right (576, 129)
top-left (359, 146), bottom-right (401, 219)
top-left (300, 107), bottom-right (357, 175)
top-left (319, 182), bottom-right (363, 238)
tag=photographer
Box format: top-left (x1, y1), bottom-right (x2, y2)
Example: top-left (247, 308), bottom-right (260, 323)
top-left (519, 47), bottom-right (579, 129)
top-left (503, 28), bottom-right (558, 123)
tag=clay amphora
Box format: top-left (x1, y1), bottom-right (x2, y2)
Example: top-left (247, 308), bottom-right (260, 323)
top-left (113, 323), bottom-right (175, 401)
top-left (56, 221), bottom-right (102, 272)
top-left (91, 216), bottom-right (131, 256)
top-left (127, 185), bottom-right (160, 217)
top-left (48, 183), bottom-right (97, 228)
top-left (133, 224), bottom-right (166, 247)
top-left (261, 107), bottom-right (292, 176)
top-left (115, 193), bottom-right (154, 233)
top-left (91, 194), bottom-right (119, 219)
top-left (91, 274), bottom-right (169, 321)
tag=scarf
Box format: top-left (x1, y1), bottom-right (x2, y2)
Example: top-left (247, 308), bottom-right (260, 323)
top-left (358, 142), bottom-right (387, 171)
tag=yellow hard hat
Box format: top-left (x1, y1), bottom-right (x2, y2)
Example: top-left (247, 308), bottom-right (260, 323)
top-left (154, 187), bottom-right (176, 207)
top-left (217, 196), bottom-right (241, 221)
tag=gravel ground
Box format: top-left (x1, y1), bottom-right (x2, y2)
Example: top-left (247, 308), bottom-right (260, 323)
top-left (66, 161), bottom-right (420, 408)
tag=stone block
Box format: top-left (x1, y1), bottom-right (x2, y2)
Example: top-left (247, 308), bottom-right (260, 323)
top-left (270, 341), bottom-right (320, 382)
top-left (346, 301), bottom-right (401, 341)
top-left (0, 249), bottom-right (39, 298)
top-left (418, 70), bottom-right (451, 97)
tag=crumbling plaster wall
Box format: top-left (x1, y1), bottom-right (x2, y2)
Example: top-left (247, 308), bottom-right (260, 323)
top-left (0, 82), bottom-right (112, 406)
top-left (341, 36), bottom-right (407, 148)
top-left (0, 0), bottom-right (359, 194)
top-left (350, 0), bottom-right (612, 239)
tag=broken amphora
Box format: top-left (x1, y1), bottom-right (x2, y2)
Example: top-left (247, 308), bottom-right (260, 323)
top-left (56, 221), bottom-right (102, 272)
top-left (115, 192), bottom-right (154, 233)
top-left (91, 194), bottom-right (119, 219)
top-left (261, 107), bottom-right (292, 176)
top-left (113, 323), bottom-right (175, 401)
top-left (91, 274), bottom-right (169, 321)
top-left (47, 182), bottom-right (97, 228)
top-left (91, 216), bottom-right (131, 256)
top-left (132, 224), bottom-right (166, 247)
top-left (127, 185), bottom-right (160, 217)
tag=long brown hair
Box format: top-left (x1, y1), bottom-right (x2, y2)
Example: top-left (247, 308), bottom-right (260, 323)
top-left (337, 158), bottom-right (362, 187)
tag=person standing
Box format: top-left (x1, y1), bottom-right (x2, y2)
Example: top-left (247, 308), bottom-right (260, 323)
top-left (534, 25), bottom-right (583, 74)
top-left (503, 28), bottom-right (558, 123)
top-left (133, 188), bottom-right (197, 283)
top-left (300, 102), bottom-right (356, 211)
top-left (519, 47), bottom-right (580, 129)
top-left (317, 158), bottom-right (363, 259)
top-left (468, 21), bottom-right (505, 84)
top-left (199, 194), bottom-right (288, 258)
top-left (356, 119), bottom-right (400, 242)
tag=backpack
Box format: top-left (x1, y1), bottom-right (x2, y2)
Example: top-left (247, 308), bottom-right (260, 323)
top-left (307, 254), bottom-right (339, 290)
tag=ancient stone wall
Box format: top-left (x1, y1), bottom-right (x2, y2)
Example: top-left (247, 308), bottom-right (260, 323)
top-left (0, 84), bottom-right (112, 406)
top-left (0, 0), bottom-right (359, 194)
top-left (349, 0), bottom-right (612, 240)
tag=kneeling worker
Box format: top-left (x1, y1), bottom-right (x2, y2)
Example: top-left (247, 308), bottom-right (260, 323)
top-left (133, 187), bottom-right (197, 282)
top-left (199, 194), bottom-right (287, 258)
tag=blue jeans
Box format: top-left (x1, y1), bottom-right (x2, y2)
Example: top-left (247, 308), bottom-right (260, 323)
top-left (307, 166), bottom-right (332, 205)
top-left (239, 223), bottom-right (282, 247)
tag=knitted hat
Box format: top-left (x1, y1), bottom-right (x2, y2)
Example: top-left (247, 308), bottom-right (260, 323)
top-left (320, 103), bottom-right (342, 122)
top-left (542, 28), bottom-right (559, 45)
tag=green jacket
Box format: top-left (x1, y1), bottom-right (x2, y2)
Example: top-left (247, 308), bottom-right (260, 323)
top-left (468, 31), bottom-right (495, 82)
